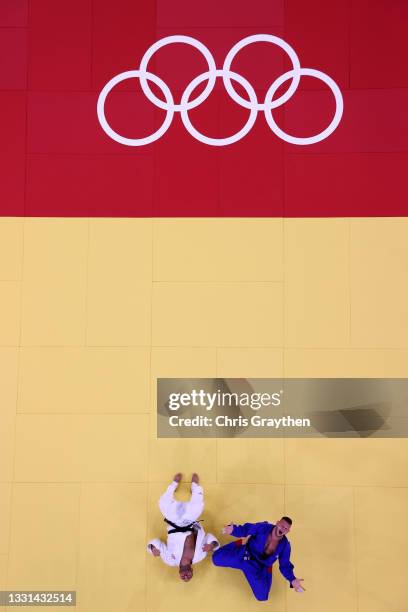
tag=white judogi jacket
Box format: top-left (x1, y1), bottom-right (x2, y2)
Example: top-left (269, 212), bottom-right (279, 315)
top-left (147, 522), bottom-right (220, 566)
top-left (147, 480), bottom-right (220, 566)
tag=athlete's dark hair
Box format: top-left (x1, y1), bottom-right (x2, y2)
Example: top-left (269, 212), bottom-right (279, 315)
top-left (281, 516), bottom-right (293, 525)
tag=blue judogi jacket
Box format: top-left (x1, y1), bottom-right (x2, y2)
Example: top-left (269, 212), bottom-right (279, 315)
top-left (231, 521), bottom-right (296, 585)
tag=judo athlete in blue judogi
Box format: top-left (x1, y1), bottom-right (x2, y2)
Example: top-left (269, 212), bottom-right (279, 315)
top-left (212, 517), bottom-right (305, 601)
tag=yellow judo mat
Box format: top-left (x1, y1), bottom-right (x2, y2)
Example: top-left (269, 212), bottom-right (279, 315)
top-left (1, 217), bottom-right (408, 612)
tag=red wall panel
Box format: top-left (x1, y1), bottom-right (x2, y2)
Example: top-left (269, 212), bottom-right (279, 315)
top-left (1, 0), bottom-right (407, 217)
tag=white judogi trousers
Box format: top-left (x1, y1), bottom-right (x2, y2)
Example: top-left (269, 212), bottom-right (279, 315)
top-left (159, 480), bottom-right (204, 525)
top-left (147, 480), bottom-right (219, 566)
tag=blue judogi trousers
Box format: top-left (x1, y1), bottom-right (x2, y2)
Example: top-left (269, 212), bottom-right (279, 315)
top-left (212, 541), bottom-right (272, 601)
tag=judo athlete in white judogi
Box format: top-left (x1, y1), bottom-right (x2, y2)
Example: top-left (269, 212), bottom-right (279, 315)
top-left (147, 473), bottom-right (220, 581)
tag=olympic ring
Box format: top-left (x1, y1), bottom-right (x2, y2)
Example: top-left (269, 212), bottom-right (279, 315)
top-left (181, 69), bottom-right (258, 146)
top-left (97, 34), bottom-right (344, 147)
top-left (222, 34), bottom-right (301, 111)
top-left (264, 68), bottom-right (344, 145)
top-left (97, 70), bottom-right (174, 146)
top-left (139, 35), bottom-right (217, 111)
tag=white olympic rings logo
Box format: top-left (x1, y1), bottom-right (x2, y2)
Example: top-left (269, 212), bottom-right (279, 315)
top-left (97, 34), bottom-right (344, 147)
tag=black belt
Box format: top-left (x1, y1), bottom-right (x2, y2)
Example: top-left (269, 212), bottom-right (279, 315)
top-left (164, 518), bottom-right (197, 534)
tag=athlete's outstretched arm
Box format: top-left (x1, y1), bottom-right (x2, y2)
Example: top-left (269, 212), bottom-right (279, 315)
top-left (202, 532), bottom-right (220, 552)
top-left (147, 538), bottom-right (166, 557)
top-left (278, 541), bottom-right (296, 582)
top-left (279, 540), bottom-right (306, 593)
top-left (222, 522), bottom-right (264, 537)
top-left (146, 538), bottom-right (176, 565)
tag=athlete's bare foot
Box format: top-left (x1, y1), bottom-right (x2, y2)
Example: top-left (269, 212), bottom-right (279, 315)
top-left (191, 473), bottom-right (199, 484)
top-left (173, 473), bottom-right (182, 483)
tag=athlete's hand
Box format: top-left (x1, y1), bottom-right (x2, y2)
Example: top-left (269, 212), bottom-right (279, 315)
top-left (222, 524), bottom-right (234, 535)
top-left (150, 545), bottom-right (160, 557)
top-left (202, 542), bottom-right (217, 552)
top-left (291, 578), bottom-right (305, 592)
